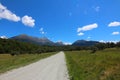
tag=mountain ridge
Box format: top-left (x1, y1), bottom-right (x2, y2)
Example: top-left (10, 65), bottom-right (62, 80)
top-left (10, 34), bottom-right (99, 46)
top-left (10, 34), bottom-right (55, 46)
top-left (72, 40), bottom-right (99, 46)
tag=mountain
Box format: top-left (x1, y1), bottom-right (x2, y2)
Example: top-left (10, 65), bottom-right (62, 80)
top-left (72, 40), bottom-right (99, 46)
top-left (10, 34), bottom-right (55, 46)
top-left (10, 34), bottom-right (100, 46)
top-left (55, 41), bottom-right (64, 46)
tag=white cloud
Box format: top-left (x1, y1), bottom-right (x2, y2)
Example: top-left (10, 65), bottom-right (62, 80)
top-left (0, 35), bottom-right (8, 39)
top-left (63, 42), bottom-right (72, 45)
top-left (77, 23), bottom-right (98, 32)
top-left (0, 3), bottom-right (35, 27)
top-left (108, 40), bottom-right (119, 43)
top-left (99, 40), bottom-right (118, 43)
top-left (112, 31), bottom-right (119, 35)
top-left (22, 15), bottom-right (35, 27)
top-left (39, 28), bottom-right (45, 34)
top-left (0, 3), bottom-right (20, 22)
top-left (78, 32), bottom-right (84, 36)
top-left (108, 21), bottom-right (120, 27)
top-left (99, 40), bottom-right (105, 43)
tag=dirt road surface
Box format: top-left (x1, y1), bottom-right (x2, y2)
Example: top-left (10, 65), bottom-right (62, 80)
top-left (0, 51), bottom-right (69, 80)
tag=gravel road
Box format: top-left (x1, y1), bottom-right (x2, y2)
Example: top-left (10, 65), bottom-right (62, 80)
top-left (0, 51), bottom-right (69, 80)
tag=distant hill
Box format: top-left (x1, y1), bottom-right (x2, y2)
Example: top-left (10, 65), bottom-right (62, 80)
top-left (10, 34), bottom-right (55, 46)
top-left (72, 40), bottom-right (99, 46)
top-left (55, 41), bottom-right (64, 46)
top-left (10, 34), bottom-right (100, 46)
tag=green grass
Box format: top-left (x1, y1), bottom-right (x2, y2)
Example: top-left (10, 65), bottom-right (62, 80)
top-left (65, 48), bottom-right (120, 80)
top-left (0, 52), bottom-right (56, 74)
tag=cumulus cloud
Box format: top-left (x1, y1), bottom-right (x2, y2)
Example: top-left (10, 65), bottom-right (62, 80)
top-left (0, 3), bottom-right (35, 27)
top-left (108, 21), bottom-right (120, 27)
top-left (77, 23), bottom-right (98, 36)
top-left (112, 31), bottom-right (119, 35)
top-left (77, 23), bottom-right (98, 32)
top-left (22, 15), bottom-right (35, 27)
top-left (0, 3), bottom-right (20, 22)
top-left (0, 35), bottom-right (8, 39)
top-left (77, 32), bottom-right (84, 36)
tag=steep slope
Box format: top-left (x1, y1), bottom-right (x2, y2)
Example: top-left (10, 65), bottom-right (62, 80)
top-left (10, 34), bottom-right (55, 46)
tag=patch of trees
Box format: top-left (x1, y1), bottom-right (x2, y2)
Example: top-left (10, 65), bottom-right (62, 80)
top-left (94, 42), bottom-right (117, 50)
top-left (0, 39), bottom-right (81, 55)
top-left (90, 42), bottom-right (120, 53)
top-left (0, 39), bottom-right (40, 54)
top-left (0, 39), bottom-right (120, 55)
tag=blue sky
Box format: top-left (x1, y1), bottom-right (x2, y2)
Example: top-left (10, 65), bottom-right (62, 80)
top-left (0, 0), bottom-right (120, 43)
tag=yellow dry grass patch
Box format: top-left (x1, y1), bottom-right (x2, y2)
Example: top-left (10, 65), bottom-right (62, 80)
top-left (100, 64), bottom-right (120, 80)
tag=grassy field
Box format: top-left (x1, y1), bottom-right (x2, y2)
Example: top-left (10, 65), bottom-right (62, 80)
top-left (65, 48), bottom-right (120, 80)
top-left (0, 52), bottom-right (56, 74)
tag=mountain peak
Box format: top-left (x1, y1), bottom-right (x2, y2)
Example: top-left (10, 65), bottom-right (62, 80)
top-left (72, 39), bottom-right (99, 46)
top-left (10, 34), bottom-right (56, 46)
top-left (55, 41), bottom-right (64, 46)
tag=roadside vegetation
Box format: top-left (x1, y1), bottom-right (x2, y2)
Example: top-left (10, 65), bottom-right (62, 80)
top-left (65, 48), bottom-right (120, 80)
top-left (0, 52), bottom-right (56, 73)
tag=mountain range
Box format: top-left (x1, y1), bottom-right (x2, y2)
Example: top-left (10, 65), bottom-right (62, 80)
top-left (9, 34), bottom-right (99, 46)
top-left (10, 34), bottom-right (64, 46)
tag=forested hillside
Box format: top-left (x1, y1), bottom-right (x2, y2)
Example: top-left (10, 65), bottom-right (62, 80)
top-left (0, 39), bottom-right (73, 55)
top-left (0, 38), bottom-right (120, 55)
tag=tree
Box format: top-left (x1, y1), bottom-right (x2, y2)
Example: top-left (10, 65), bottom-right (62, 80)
top-left (95, 43), bottom-right (106, 50)
top-left (91, 46), bottom-right (98, 53)
top-left (116, 42), bottom-right (120, 47)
